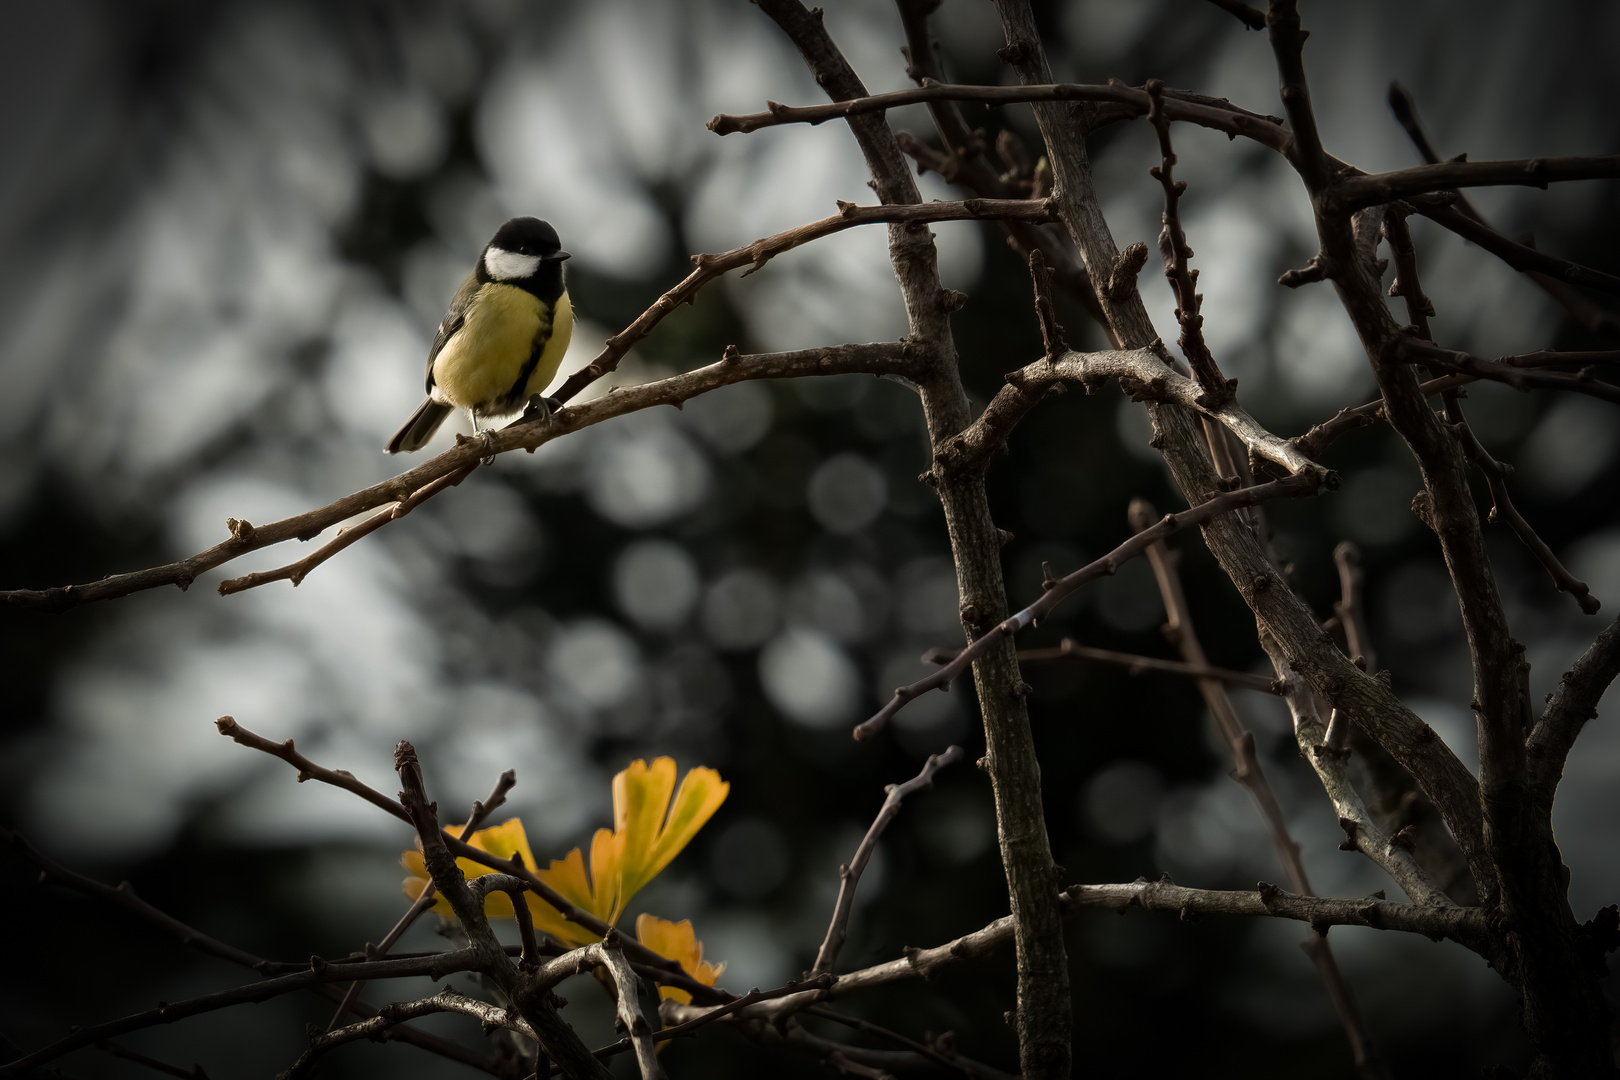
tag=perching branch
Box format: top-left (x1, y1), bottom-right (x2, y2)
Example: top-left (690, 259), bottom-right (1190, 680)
top-left (2, 342), bottom-right (919, 614)
top-left (812, 746), bottom-right (964, 975)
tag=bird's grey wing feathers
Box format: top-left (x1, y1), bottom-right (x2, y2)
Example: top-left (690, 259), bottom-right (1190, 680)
top-left (424, 272), bottom-right (480, 391)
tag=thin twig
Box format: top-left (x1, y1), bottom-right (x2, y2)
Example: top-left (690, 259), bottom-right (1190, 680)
top-left (1389, 81), bottom-right (1620, 325)
top-left (709, 79), bottom-right (1292, 151)
top-left (95, 1042), bottom-right (211, 1080)
top-left (218, 466), bottom-right (473, 595)
top-left (1146, 79), bottom-right (1233, 406)
top-left (1398, 338), bottom-right (1620, 407)
top-left (812, 746), bottom-right (964, 975)
top-left (1130, 500), bottom-right (1386, 1073)
top-left (1331, 155), bottom-right (1620, 214)
top-left (0, 951), bottom-right (485, 1076)
top-left (854, 472), bottom-right (1322, 740)
top-left (284, 989), bottom-right (535, 1080)
top-left (1325, 542), bottom-right (1373, 750)
top-left (1012, 637), bottom-right (1280, 693)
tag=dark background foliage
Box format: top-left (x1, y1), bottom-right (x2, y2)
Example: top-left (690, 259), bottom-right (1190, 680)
top-left (1, 1), bottom-right (1617, 1076)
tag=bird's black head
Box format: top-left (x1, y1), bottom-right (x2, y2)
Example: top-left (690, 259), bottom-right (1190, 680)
top-left (490, 217), bottom-right (565, 259)
top-left (482, 217), bottom-right (570, 287)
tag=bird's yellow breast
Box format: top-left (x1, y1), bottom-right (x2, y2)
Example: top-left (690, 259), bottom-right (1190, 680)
top-left (432, 284), bottom-right (573, 416)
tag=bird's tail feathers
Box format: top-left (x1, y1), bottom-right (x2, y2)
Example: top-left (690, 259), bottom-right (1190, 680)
top-left (386, 399), bottom-right (454, 454)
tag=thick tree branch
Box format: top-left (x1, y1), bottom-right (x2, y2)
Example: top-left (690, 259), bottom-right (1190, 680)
top-left (991, 0), bottom-right (1489, 947)
top-left (1268, 657), bottom-right (1456, 908)
top-left (749, 2), bottom-right (1072, 1075)
top-left (1264, 5), bottom-right (1614, 1070)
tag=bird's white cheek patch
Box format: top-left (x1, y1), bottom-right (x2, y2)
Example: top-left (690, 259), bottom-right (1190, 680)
top-left (484, 247), bottom-right (542, 281)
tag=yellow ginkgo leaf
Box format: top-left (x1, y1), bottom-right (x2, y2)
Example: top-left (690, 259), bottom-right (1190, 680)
top-left (615, 758), bottom-right (730, 905)
top-left (636, 914), bottom-right (724, 1006)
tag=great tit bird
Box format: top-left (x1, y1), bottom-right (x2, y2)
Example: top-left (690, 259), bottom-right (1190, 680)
top-left (386, 216), bottom-right (574, 454)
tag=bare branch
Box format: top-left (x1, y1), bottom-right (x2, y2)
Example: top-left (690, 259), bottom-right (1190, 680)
top-left (548, 199), bottom-right (1055, 404)
top-left (1399, 338), bottom-right (1620, 407)
top-left (698, 881), bottom-right (1490, 1025)
top-left (1147, 78), bottom-right (1235, 406)
top-left (95, 1041), bottom-right (211, 1080)
top-left (2, 343), bottom-right (918, 614)
top-left (532, 935), bottom-right (666, 1080)
top-left (284, 989), bottom-right (534, 1080)
top-left (750, 2), bottom-right (1072, 1074)
top-left (1203, 0), bottom-right (1266, 29)
top-left (709, 80), bottom-right (1292, 153)
top-left (1131, 501), bottom-right (1385, 1070)
top-left (219, 466), bottom-right (473, 596)
top-left (934, 346), bottom-right (1324, 480)
top-left (328, 768), bottom-right (515, 1029)
top-left (0, 950), bottom-right (484, 1076)
top-left (1331, 155), bottom-right (1620, 214)
top-left (1528, 615), bottom-right (1620, 794)
top-left (394, 741), bottom-right (615, 1080)
top-left (855, 473), bottom-right (1321, 740)
top-left (1389, 81), bottom-right (1620, 328)
top-left (1409, 194), bottom-right (1620, 297)
top-left (1014, 637), bottom-right (1280, 693)
top-left (1268, 658), bottom-right (1457, 908)
top-left (813, 746), bottom-right (964, 975)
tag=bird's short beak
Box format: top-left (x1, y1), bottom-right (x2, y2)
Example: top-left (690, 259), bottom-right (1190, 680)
top-left (546, 250), bottom-right (572, 262)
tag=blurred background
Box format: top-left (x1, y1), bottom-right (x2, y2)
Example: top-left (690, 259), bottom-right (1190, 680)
top-left (1, 0), bottom-right (1617, 1075)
